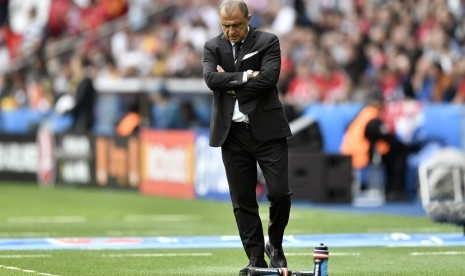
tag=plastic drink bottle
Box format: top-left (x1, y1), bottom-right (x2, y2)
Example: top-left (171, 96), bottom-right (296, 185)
top-left (312, 243), bottom-right (328, 276)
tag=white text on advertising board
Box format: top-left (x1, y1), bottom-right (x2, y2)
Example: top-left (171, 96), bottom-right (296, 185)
top-left (60, 160), bottom-right (91, 183)
top-left (60, 135), bottom-right (91, 157)
top-left (147, 144), bottom-right (189, 183)
top-left (0, 143), bottom-right (37, 172)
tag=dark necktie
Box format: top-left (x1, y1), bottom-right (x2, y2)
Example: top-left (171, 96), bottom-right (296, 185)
top-left (233, 42), bottom-right (242, 62)
top-left (233, 43), bottom-right (246, 113)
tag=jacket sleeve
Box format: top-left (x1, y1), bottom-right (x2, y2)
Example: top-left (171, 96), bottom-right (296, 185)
top-left (237, 34), bottom-right (281, 102)
top-left (203, 41), bottom-right (245, 92)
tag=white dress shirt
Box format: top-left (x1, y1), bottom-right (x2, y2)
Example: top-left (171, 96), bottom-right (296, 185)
top-left (230, 27), bottom-right (250, 123)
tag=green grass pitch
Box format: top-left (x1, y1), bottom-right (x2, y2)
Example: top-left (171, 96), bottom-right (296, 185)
top-left (0, 182), bottom-right (463, 275)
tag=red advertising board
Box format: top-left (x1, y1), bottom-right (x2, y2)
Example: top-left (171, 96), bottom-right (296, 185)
top-left (139, 129), bottom-right (195, 199)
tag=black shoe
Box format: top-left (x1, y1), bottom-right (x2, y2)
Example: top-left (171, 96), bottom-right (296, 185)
top-left (239, 256), bottom-right (268, 276)
top-left (265, 242), bottom-right (287, 268)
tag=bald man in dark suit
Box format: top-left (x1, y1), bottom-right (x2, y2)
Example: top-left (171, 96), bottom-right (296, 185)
top-left (202, 0), bottom-right (292, 274)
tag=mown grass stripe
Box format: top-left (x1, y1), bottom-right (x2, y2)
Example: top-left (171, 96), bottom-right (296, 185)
top-left (103, 253), bottom-right (212, 257)
top-left (123, 214), bottom-right (199, 222)
top-left (410, 251), bottom-right (465, 256)
top-left (7, 216), bottom-right (86, 224)
top-left (0, 254), bottom-right (51, 258)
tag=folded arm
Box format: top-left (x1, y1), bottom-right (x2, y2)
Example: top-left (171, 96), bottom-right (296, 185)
top-left (203, 45), bottom-right (245, 92)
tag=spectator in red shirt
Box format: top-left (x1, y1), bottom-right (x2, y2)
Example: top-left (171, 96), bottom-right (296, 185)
top-left (285, 62), bottom-right (319, 108)
top-left (311, 53), bottom-right (350, 103)
top-left (47, 0), bottom-right (71, 37)
top-left (453, 58), bottom-right (465, 104)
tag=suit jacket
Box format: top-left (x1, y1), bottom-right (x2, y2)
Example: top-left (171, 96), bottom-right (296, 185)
top-left (203, 27), bottom-right (292, 147)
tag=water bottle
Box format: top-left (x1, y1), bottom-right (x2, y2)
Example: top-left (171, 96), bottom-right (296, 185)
top-left (312, 243), bottom-right (328, 276)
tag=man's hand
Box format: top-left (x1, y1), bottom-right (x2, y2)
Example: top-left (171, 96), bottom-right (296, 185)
top-left (217, 65), bottom-right (258, 95)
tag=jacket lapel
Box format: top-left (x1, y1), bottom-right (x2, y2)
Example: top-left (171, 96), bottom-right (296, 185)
top-left (219, 34), bottom-right (235, 72)
top-left (235, 27), bottom-right (255, 71)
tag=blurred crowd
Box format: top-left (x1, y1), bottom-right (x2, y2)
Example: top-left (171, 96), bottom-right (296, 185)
top-left (1, 0), bottom-right (465, 133)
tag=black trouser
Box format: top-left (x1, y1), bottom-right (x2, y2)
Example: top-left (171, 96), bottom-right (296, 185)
top-left (221, 122), bottom-right (291, 259)
top-left (383, 149), bottom-right (409, 196)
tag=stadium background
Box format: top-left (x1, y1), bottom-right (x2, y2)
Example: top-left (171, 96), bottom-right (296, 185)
top-left (1, 1), bottom-right (465, 275)
top-left (1, 2), bottom-right (465, 203)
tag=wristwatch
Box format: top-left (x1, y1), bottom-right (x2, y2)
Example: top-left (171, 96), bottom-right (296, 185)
top-left (246, 70), bottom-right (253, 80)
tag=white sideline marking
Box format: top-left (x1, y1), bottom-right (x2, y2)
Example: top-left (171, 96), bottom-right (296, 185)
top-left (366, 227), bottom-right (447, 233)
top-left (0, 254), bottom-right (51, 258)
top-left (410, 251), bottom-right (465, 256)
top-left (287, 252), bottom-right (360, 256)
top-left (103, 253), bottom-right (212, 258)
top-left (0, 264), bottom-right (61, 276)
top-left (7, 216), bottom-right (86, 224)
top-left (106, 230), bottom-right (194, 236)
top-left (0, 232), bottom-right (56, 238)
top-left (123, 214), bottom-right (199, 223)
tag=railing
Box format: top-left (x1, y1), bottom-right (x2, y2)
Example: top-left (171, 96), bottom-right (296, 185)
top-left (94, 77), bottom-right (210, 94)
